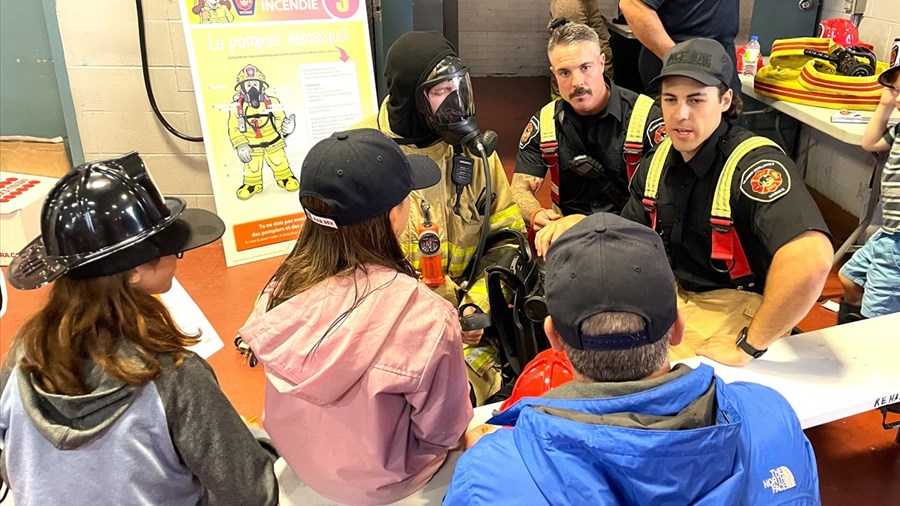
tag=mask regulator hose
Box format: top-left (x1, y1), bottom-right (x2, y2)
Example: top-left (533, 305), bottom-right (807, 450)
top-left (458, 130), bottom-right (499, 296)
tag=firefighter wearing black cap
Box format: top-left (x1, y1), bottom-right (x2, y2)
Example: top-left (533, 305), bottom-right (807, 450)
top-left (356, 31), bottom-right (526, 405)
top-left (621, 38), bottom-right (833, 366)
top-left (513, 20), bottom-right (666, 241)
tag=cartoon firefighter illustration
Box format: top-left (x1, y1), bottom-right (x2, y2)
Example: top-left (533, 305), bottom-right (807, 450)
top-left (228, 64), bottom-right (300, 200)
top-left (192, 0), bottom-right (235, 24)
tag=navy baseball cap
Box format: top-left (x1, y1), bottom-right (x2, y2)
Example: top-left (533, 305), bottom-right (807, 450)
top-left (298, 128), bottom-right (440, 228)
top-left (651, 38), bottom-right (733, 88)
top-left (544, 213), bottom-right (677, 351)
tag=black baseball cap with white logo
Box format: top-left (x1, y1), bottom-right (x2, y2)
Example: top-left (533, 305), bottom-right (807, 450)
top-left (651, 38), bottom-right (734, 88)
top-left (299, 129), bottom-right (441, 228)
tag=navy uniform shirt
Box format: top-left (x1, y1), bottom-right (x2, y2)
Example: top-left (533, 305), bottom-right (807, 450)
top-left (639, 0), bottom-right (740, 48)
top-left (622, 121), bottom-right (831, 294)
top-left (515, 80), bottom-right (666, 215)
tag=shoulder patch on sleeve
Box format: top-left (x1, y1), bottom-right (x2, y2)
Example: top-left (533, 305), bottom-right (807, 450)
top-left (519, 116), bottom-right (539, 149)
top-left (739, 159), bottom-right (791, 203)
top-left (646, 117), bottom-right (667, 146)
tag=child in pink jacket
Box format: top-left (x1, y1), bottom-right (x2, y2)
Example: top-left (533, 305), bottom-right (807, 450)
top-left (239, 129), bottom-right (473, 505)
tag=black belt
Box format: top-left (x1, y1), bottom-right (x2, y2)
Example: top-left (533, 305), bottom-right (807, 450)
top-left (248, 133), bottom-right (282, 149)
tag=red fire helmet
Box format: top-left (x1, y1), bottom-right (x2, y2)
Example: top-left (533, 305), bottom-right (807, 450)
top-left (818, 18), bottom-right (860, 47)
top-left (500, 348), bottom-right (575, 411)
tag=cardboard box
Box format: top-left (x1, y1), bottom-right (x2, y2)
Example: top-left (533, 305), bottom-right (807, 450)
top-left (0, 136), bottom-right (71, 178)
top-left (0, 171), bottom-right (58, 266)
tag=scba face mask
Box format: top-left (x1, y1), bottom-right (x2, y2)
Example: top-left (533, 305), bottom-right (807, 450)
top-left (242, 81), bottom-right (264, 108)
top-left (416, 56), bottom-right (479, 146)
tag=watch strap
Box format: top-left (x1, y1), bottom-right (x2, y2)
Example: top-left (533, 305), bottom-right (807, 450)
top-left (736, 327), bottom-right (767, 359)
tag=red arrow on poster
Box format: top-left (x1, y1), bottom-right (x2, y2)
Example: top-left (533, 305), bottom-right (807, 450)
top-left (337, 47), bottom-right (349, 62)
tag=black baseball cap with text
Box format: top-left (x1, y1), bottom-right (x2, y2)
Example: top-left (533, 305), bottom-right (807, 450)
top-left (298, 129), bottom-right (440, 228)
top-left (650, 38), bottom-right (733, 88)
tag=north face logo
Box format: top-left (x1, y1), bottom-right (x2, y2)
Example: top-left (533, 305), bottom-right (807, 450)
top-left (763, 466), bottom-right (797, 493)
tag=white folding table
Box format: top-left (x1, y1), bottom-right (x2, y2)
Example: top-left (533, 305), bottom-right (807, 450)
top-left (472, 312), bottom-right (900, 429)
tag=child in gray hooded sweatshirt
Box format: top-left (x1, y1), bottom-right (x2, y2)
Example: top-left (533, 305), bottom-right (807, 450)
top-left (0, 153), bottom-right (278, 505)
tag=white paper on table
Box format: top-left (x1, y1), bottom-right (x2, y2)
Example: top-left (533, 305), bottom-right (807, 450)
top-left (160, 278), bottom-right (223, 359)
top-left (821, 300), bottom-right (840, 312)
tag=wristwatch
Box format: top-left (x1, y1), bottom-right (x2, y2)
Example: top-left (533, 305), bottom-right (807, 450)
top-left (736, 327), bottom-right (767, 359)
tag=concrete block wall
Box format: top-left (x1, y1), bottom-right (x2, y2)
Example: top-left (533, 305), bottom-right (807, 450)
top-left (55, 0), bottom-right (214, 212)
top-left (456, 1), bottom-right (620, 77)
top-left (457, 0), bottom-right (553, 77)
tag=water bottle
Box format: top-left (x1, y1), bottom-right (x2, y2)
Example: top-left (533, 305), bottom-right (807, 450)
top-left (742, 36), bottom-right (761, 77)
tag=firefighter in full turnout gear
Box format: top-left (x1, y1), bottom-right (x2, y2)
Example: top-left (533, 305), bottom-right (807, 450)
top-left (513, 20), bottom-right (666, 247)
top-left (228, 64), bottom-right (300, 200)
top-left (357, 32), bottom-right (526, 405)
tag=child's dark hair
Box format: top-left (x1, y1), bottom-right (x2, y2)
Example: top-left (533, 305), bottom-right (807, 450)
top-left (266, 196), bottom-right (415, 311)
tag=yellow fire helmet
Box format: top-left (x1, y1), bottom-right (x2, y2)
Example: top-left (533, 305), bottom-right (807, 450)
top-left (235, 65), bottom-right (268, 90)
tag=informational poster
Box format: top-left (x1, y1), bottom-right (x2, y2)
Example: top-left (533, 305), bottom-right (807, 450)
top-left (180, 0), bottom-right (377, 265)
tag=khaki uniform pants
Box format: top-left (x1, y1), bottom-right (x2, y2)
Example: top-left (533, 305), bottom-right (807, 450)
top-left (669, 285), bottom-right (763, 362)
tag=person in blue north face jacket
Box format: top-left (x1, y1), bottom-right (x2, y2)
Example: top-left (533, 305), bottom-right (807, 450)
top-left (444, 213), bottom-right (820, 506)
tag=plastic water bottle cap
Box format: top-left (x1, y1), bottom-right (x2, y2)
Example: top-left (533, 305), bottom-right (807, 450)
top-left (750, 35), bottom-right (758, 41)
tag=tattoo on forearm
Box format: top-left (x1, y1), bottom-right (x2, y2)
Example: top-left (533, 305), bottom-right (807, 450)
top-left (511, 173), bottom-right (544, 223)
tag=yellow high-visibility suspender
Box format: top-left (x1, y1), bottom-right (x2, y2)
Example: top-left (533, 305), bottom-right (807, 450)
top-left (539, 100), bottom-right (561, 210)
top-left (623, 94), bottom-right (654, 180)
top-left (642, 136), bottom-right (782, 286)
